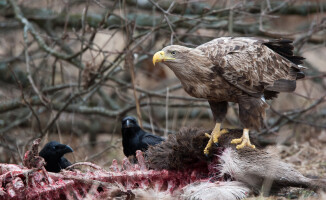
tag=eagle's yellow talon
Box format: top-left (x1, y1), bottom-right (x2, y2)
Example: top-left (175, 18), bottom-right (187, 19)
top-left (203, 124), bottom-right (228, 155)
top-left (205, 133), bottom-right (211, 138)
top-left (231, 128), bottom-right (255, 149)
top-left (220, 129), bottom-right (229, 135)
top-left (231, 138), bottom-right (243, 144)
top-left (204, 137), bottom-right (213, 155)
top-left (236, 143), bottom-right (256, 149)
top-left (236, 142), bottom-right (246, 149)
top-left (212, 132), bottom-right (218, 144)
top-left (212, 128), bottom-right (228, 143)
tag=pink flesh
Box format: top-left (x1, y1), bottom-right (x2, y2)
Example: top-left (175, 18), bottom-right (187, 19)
top-left (1, 147), bottom-right (223, 199)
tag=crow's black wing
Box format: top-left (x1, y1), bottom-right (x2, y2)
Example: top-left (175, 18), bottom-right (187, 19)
top-left (59, 157), bottom-right (71, 169)
top-left (141, 133), bottom-right (165, 147)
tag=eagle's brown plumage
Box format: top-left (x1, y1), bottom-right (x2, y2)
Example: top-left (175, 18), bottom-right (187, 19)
top-left (153, 37), bottom-right (304, 152)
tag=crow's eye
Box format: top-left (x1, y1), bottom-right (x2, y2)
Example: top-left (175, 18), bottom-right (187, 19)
top-left (171, 51), bottom-right (176, 55)
top-left (53, 146), bottom-right (57, 150)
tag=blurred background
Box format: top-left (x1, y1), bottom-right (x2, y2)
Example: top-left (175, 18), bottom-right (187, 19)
top-left (0, 0), bottom-right (325, 191)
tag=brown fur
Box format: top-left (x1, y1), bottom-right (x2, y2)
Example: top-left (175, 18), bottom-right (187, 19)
top-left (146, 128), bottom-right (326, 193)
top-left (146, 127), bottom-right (210, 170)
top-left (146, 128), bottom-right (257, 170)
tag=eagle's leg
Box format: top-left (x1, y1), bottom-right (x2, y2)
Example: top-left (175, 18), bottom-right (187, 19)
top-left (204, 123), bottom-right (228, 155)
top-left (231, 128), bottom-right (255, 149)
top-left (204, 101), bottom-right (228, 155)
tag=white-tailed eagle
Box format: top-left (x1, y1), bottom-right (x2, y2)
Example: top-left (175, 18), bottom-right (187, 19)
top-left (152, 37), bottom-right (305, 155)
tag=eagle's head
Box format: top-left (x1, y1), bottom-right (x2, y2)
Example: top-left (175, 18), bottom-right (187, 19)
top-left (152, 45), bottom-right (212, 81)
top-left (152, 45), bottom-right (192, 66)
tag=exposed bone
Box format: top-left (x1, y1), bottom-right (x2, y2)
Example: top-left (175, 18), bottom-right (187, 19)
top-left (23, 138), bottom-right (45, 169)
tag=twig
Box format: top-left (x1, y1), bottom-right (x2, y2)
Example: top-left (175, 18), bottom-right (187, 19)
top-left (0, 111), bottom-right (32, 134)
top-left (8, 65), bottom-right (44, 136)
top-left (125, 20), bottom-right (143, 128)
top-left (7, 0), bottom-right (83, 68)
top-left (262, 95), bottom-right (326, 134)
top-left (85, 143), bottom-right (119, 162)
top-left (23, 25), bottom-right (48, 107)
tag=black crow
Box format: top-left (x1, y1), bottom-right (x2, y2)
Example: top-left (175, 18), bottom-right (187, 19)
top-left (39, 141), bottom-right (73, 173)
top-left (121, 116), bottom-right (165, 157)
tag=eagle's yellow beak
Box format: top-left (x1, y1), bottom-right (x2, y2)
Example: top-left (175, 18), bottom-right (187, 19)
top-left (153, 51), bottom-right (175, 65)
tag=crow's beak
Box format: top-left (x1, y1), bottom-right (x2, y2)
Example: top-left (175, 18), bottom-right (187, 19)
top-left (126, 120), bottom-right (131, 128)
top-left (59, 144), bottom-right (73, 154)
top-left (65, 145), bottom-right (73, 153)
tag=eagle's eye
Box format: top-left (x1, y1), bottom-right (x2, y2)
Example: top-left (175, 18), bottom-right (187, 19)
top-left (171, 51), bottom-right (176, 55)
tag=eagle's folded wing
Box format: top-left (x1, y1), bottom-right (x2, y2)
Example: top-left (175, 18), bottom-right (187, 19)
top-left (197, 38), bottom-right (304, 97)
